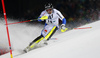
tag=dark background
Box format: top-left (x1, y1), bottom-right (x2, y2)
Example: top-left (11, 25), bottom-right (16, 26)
top-left (0, 0), bottom-right (57, 18)
top-left (0, 0), bottom-right (100, 21)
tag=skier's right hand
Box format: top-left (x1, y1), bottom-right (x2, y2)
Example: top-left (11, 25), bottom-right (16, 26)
top-left (39, 16), bottom-right (48, 21)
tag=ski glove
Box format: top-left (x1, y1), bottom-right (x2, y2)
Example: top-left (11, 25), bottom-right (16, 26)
top-left (39, 16), bottom-right (48, 21)
top-left (61, 24), bottom-right (68, 32)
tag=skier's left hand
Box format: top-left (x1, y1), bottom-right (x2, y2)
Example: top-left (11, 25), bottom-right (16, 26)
top-left (61, 24), bottom-right (68, 32)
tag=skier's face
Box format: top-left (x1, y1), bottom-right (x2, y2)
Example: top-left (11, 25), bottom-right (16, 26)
top-left (46, 8), bottom-right (52, 14)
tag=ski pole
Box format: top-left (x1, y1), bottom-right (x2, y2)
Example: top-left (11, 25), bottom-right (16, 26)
top-left (5, 16), bottom-right (48, 25)
top-left (5, 19), bottom-right (37, 25)
top-left (74, 27), bottom-right (92, 29)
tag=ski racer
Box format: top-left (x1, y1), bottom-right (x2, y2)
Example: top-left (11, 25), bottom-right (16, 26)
top-left (24, 3), bottom-right (68, 52)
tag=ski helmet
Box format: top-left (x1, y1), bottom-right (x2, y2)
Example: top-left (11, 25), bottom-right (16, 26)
top-left (45, 3), bottom-right (53, 10)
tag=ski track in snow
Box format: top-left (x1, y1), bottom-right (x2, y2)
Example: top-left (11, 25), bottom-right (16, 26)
top-left (0, 18), bottom-right (100, 58)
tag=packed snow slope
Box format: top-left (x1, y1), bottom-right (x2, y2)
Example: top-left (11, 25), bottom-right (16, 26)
top-left (0, 19), bottom-right (100, 58)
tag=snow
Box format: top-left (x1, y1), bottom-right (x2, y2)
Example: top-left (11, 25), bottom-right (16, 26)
top-left (0, 19), bottom-right (100, 58)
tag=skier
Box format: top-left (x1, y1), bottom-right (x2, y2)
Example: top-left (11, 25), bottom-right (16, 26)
top-left (24, 3), bottom-right (68, 52)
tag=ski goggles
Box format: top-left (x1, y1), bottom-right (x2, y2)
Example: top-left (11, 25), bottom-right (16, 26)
top-left (46, 8), bottom-right (52, 12)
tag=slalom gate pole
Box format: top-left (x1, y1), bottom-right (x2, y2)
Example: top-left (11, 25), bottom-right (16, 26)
top-left (1, 0), bottom-right (13, 58)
